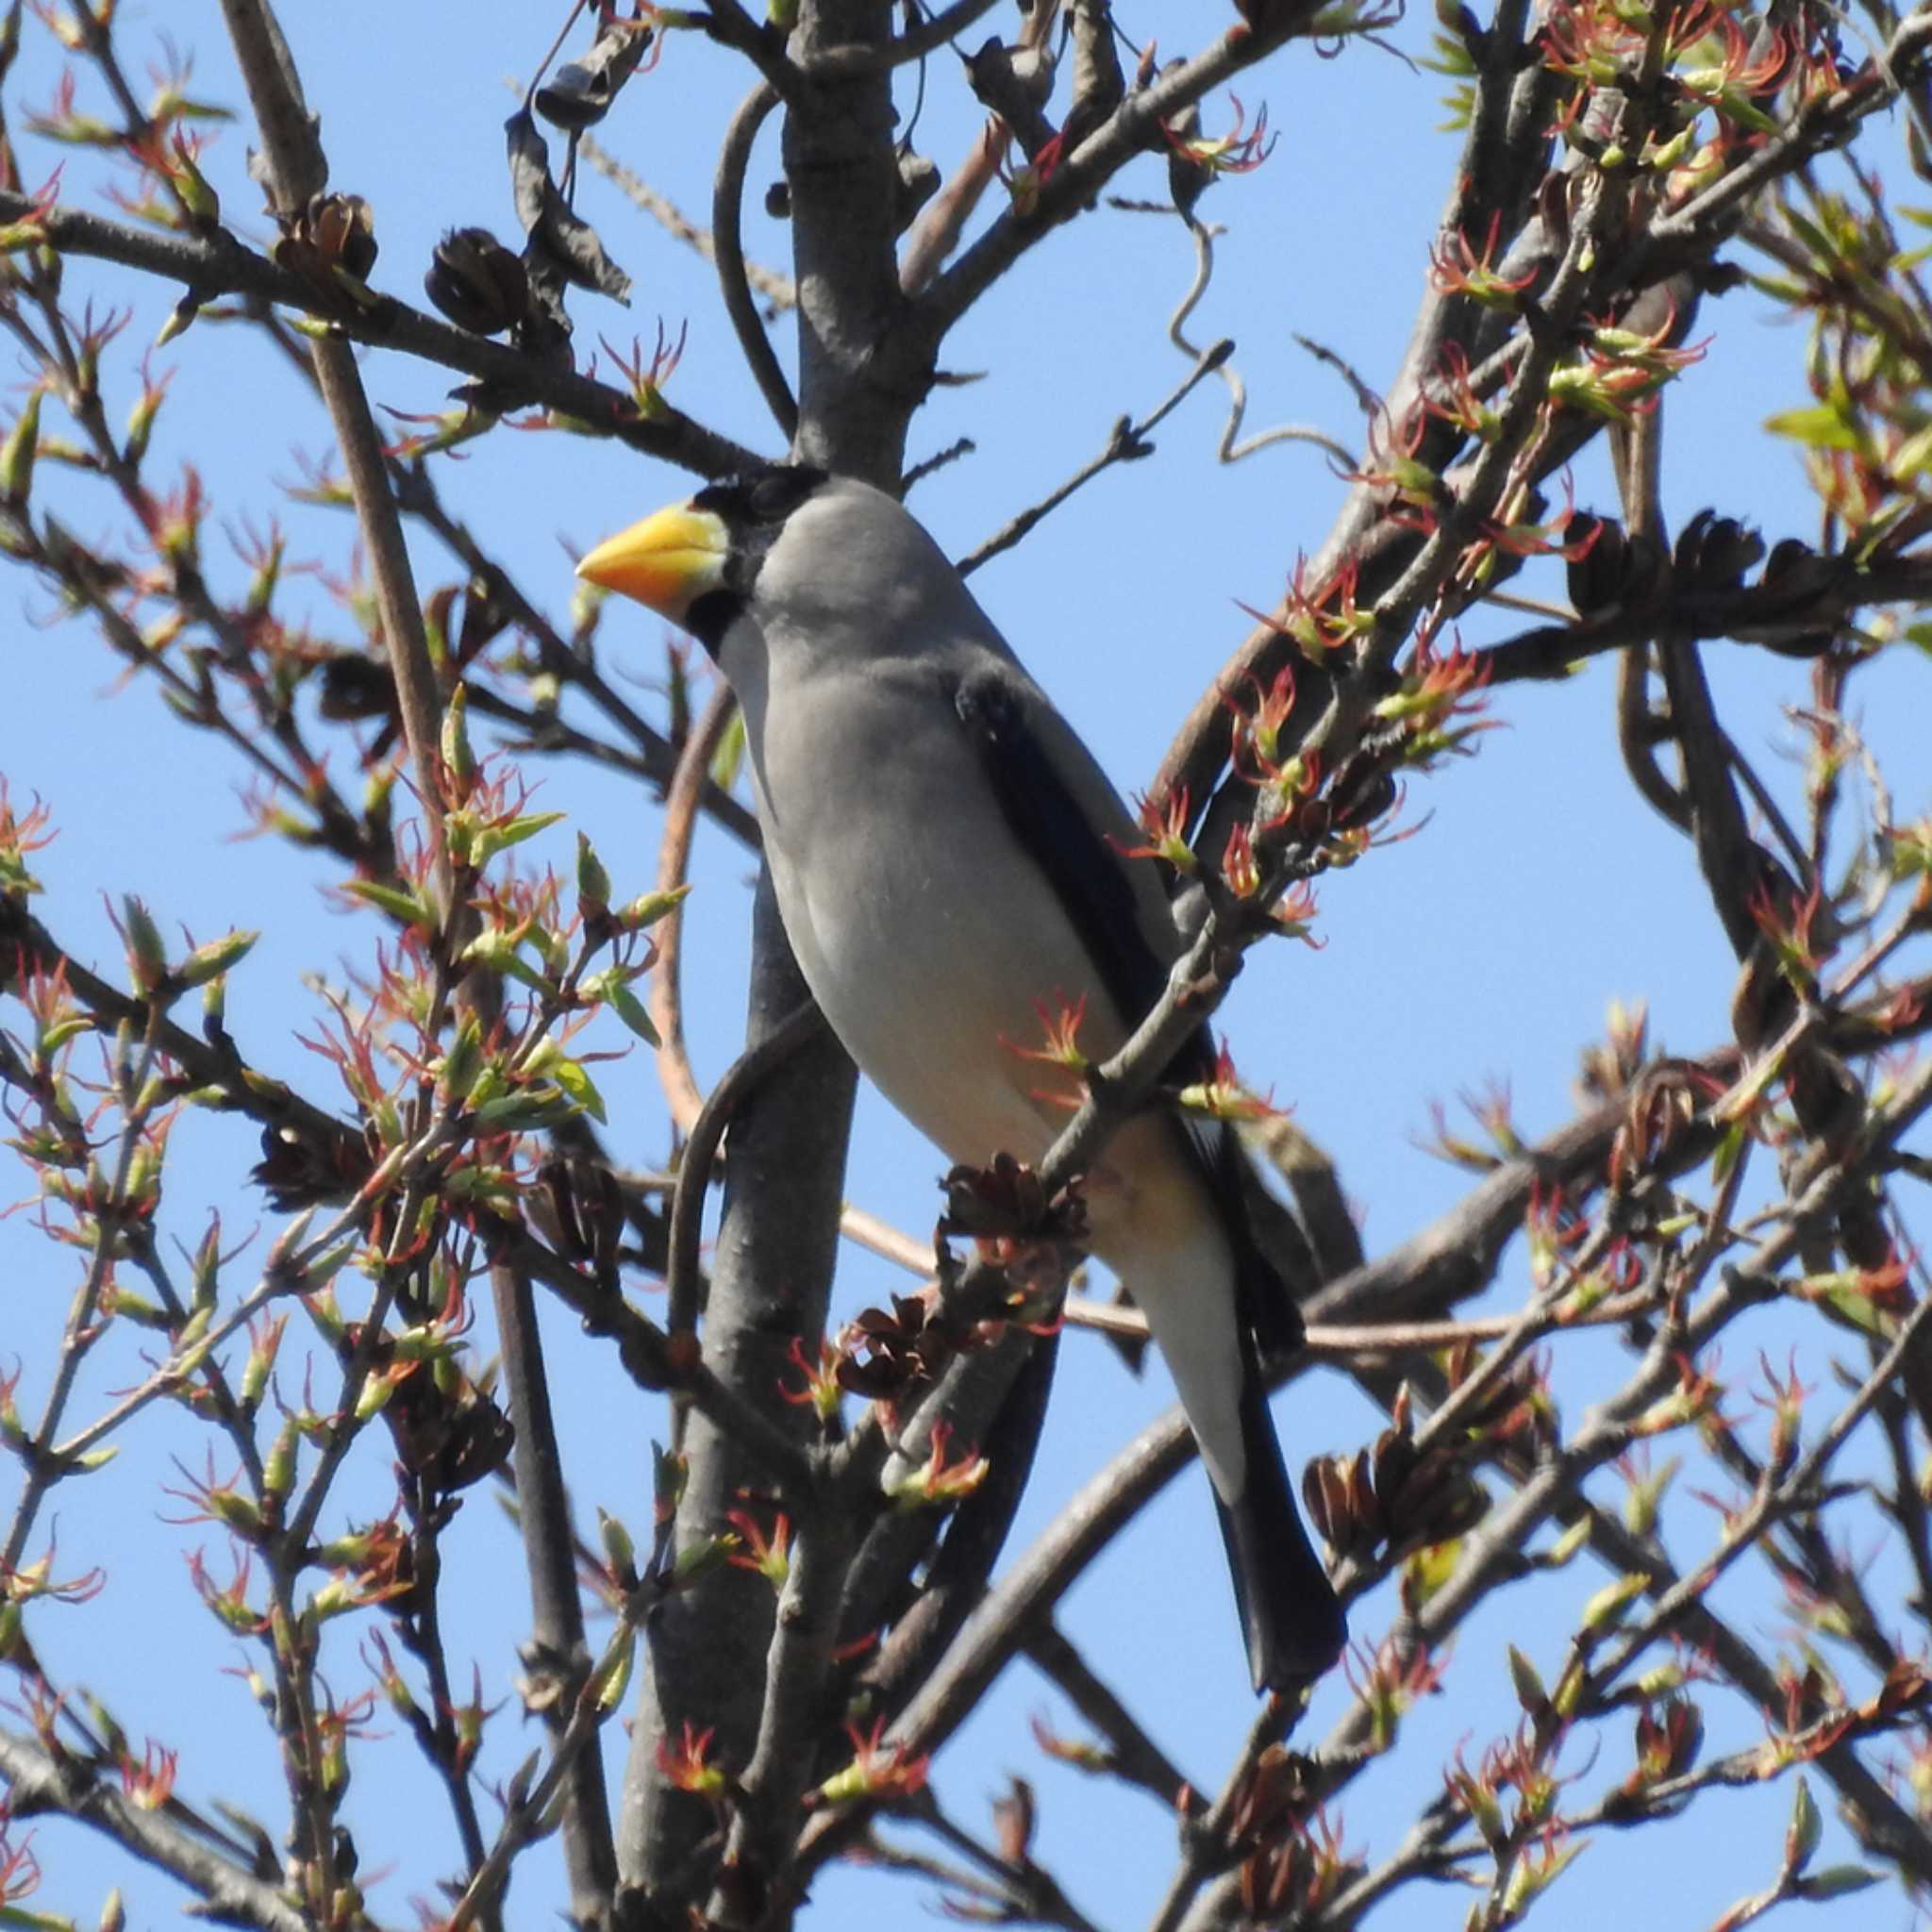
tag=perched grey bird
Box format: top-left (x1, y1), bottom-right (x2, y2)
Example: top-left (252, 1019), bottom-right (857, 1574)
top-left (578, 466), bottom-right (1345, 1687)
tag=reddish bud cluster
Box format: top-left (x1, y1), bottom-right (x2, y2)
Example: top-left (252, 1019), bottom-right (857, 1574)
top-left (657, 1719), bottom-right (730, 1798)
top-left (597, 319), bottom-right (689, 424)
top-left (724, 1505), bottom-right (791, 1588)
top-left (1160, 94), bottom-right (1276, 176)
top-left (887, 1420), bottom-right (991, 1509)
top-left (1427, 211), bottom-right (1538, 309)
top-left (806, 1715), bottom-right (930, 1809)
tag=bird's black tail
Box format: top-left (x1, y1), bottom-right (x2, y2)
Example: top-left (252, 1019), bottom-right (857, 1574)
top-left (1212, 1368), bottom-right (1347, 1690)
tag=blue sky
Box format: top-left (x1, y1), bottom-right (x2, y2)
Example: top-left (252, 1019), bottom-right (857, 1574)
top-left (3, 3), bottom-right (1928, 1927)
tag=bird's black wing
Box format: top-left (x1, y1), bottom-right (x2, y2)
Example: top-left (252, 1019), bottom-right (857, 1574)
top-left (948, 663), bottom-right (1303, 1360)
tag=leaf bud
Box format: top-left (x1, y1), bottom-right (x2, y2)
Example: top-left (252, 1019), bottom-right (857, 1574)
top-left (114, 898), bottom-right (170, 1003)
top-left (0, 385), bottom-right (42, 503)
top-left (575, 830), bottom-right (611, 911)
top-left (178, 927), bottom-right (258, 988)
top-left (441, 683), bottom-right (475, 790)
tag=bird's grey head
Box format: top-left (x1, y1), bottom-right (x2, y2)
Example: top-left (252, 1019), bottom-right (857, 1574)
top-left (575, 465), bottom-right (965, 661)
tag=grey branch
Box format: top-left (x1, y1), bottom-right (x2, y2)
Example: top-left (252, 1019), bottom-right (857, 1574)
top-left (0, 1725), bottom-right (309, 1932)
top-left (8, 197), bottom-right (765, 478)
top-left (958, 339), bottom-right (1235, 577)
top-left (1167, 219), bottom-right (1359, 469)
top-left (715, 80), bottom-right (799, 438)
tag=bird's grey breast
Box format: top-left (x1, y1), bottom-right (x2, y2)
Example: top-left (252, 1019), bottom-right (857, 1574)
top-left (750, 645), bottom-right (1019, 950)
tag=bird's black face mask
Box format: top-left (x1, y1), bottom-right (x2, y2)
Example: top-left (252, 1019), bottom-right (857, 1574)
top-left (683, 464), bottom-right (830, 654)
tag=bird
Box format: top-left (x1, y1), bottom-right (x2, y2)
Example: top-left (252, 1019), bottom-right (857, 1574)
top-left (577, 465), bottom-right (1346, 1688)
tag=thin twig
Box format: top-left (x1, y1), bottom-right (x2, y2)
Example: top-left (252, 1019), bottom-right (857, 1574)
top-left (899, 0), bottom-right (1061, 293)
top-left (904, 434), bottom-right (977, 489)
top-left (1166, 218), bottom-right (1357, 469)
top-left (1024, 1620), bottom-right (1202, 1812)
top-left (714, 80), bottom-right (796, 439)
top-left (958, 340), bottom-right (1236, 577)
top-left (532, 1238), bottom-right (818, 1496)
top-left (1, 1021), bottom-right (161, 1574)
top-left (8, 198), bottom-right (764, 477)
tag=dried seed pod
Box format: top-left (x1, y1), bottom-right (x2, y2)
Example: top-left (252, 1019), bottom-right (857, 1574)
top-left (1306, 1420), bottom-right (1489, 1563)
top-left (514, 247), bottom-right (578, 370)
top-left (506, 108), bottom-right (632, 304)
top-left (372, 1348), bottom-right (517, 1491)
top-left (942, 1152), bottom-right (1048, 1241)
top-left (1303, 1446), bottom-right (1379, 1564)
top-left (425, 226), bottom-right (531, 336)
top-left (1673, 508), bottom-right (1764, 591)
top-left (1564, 511), bottom-right (1624, 617)
top-left (838, 1291), bottom-right (943, 1402)
top-left (314, 193), bottom-right (378, 278)
top-left (534, 15), bottom-right (655, 131)
top-left (1165, 96), bottom-right (1209, 224)
top-left (1225, 1743), bottom-right (1318, 1850)
top-left (1383, 1442), bottom-right (1489, 1547)
top-left (537, 1155), bottom-right (625, 1276)
top-left (251, 1122), bottom-right (376, 1209)
top-left (1746, 537), bottom-right (1839, 658)
top-left (941, 1153), bottom-right (1088, 1248)
top-left (1759, 534), bottom-right (1821, 589)
top-left (316, 653), bottom-right (397, 724)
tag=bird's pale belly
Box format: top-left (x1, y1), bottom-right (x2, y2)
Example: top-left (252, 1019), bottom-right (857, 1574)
top-left (762, 810), bottom-right (1229, 1288)
top-left (770, 826), bottom-right (1100, 1172)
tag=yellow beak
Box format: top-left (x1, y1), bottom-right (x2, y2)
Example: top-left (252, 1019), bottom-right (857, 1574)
top-left (575, 502), bottom-right (729, 619)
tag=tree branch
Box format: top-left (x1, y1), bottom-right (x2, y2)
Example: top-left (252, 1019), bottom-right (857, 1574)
top-left (10, 200), bottom-right (764, 477)
top-left (0, 1725), bottom-right (310, 1932)
top-left (908, 4), bottom-right (1332, 345)
top-left (957, 340), bottom-right (1234, 578)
